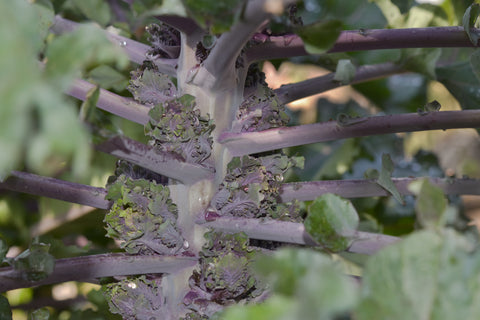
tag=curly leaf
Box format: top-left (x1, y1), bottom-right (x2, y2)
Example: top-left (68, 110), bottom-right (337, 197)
top-left (304, 194), bottom-right (359, 252)
top-left (463, 3), bottom-right (480, 45)
top-left (128, 67), bottom-right (177, 105)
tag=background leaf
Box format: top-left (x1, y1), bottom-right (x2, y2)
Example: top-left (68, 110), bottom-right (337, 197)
top-left (295, 20), bottom-right (343, 55)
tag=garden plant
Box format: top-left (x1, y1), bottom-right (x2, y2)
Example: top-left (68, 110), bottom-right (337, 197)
top-left (2, 0), bottom-right (480, 319)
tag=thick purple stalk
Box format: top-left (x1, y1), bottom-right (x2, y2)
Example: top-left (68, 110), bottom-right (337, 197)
top-left (67, 78), bottom-right (150, 125)
top-left (246, 27), bottom-right (480, 62)
top-left (0, 253), bottom-right (197, 291)
top-left (198, 216), bottom-right (399, 255)
top-left (96, 136), bottom-right (214, 184)
top-left (220, 110), bottom-right (480, 156)
top-left (275, 62), bottom-right (404, 105)
top-left (0, 171), bottom-right (110, 209)
top-left (279, 178), bottom-right (480, 202)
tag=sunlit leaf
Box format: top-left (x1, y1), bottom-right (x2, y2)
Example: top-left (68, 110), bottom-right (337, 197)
top-left (304, 194), bottom-right (359, 252)
top-left (370, 0), bottom-right (404, 28)
top-left (333, 59), bottom-right (356, 84)
top-left (296, 20), bottom-right (343, 55)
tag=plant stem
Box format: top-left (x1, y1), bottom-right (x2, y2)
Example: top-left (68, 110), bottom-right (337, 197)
top-left (0, 253), bottom-right (197, 292)
top-left (275, 62), bottom-right (404, 105)
top-left (67, 78), bottom-right (150, 125)
top-left (51, 16), bottom-right (177, 75)
top-left (0, 171), bottom-right (110, 209)
top-left (96, 136), bottom-right (214, 184)
top-left (220, 110), bottom-right (480, 156)
top-left (198, 216), bottom-right (399, 255)
top-left (246, 26), bottom-right (480, 62)
top-left (279, 177), bottom-right (480, 202)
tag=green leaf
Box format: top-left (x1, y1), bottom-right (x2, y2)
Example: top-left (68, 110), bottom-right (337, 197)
top-left (333, 59), bottom-right (356, 85)
top-left (0, 236), bottom-right (8, 262)
top-left (13, 242), bottom-right (55, 282)
top-left (370, 0), bottom-right (404, 28)
top-left (79, 86), bottom-right (101, 123)
top-left (88, 65), bottom-right (128, 92)
top-left (220, 295), bottom-right (293, 320)
top-left (356, 229), bottom-right (480, 320)
top-left (30, 308), bottom-right (50, 320)
top-left (182, 0), bottom-right (244, 34)
top-left (250, 248), bottom-right (358, 320)
top-left (45, 24), bottom-right (129, 91)
top-left (0, 295), bottom-right (12, 320)
top-left (304, 194), bottom-right (359, 252)
top-left (314, 139), bottom-right (360, 180)
top-left (71, 0), bottom-right (112, 27)
top-left (295, 20), bottom-right (343, 55)
top-left (31, 0), bottom-right (55, 44)
top-left (437, 62), bottom-right (480, 109)
top-left (401, 48), bottom-right (441, 79)
top-left (376, 154), bottom-right (405, 204)
top-left (470, 49), bottom-right (480, 83)
top-left (408, 179), bottom-right (447, 229)
top-left (462, 3), bottom-right (480, 45)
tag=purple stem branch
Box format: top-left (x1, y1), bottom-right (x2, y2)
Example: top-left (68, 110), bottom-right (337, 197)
top-left (275, 62), bottom-right (404, 105)
top-left (198, 216), bottom-right (399, 255)
top-left (67, 78), bottom-right (150, 125)
top-left (51, 16), bottom-right (177, 75)
top-left (220, 110), bottom-right (480, 156)
top-left (0, 253), bottom-right (197, 292)
top-left (96, 136), bottom-right (214, 184)
top-left (0, 171), bottom-right (110, 209)
top-left (279, 177), bottom-right (480, 202)
top-left (246, 26), bottom-right (480, 62)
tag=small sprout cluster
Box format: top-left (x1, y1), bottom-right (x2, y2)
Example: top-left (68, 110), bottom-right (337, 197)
top-left (103, 275), bottom-right (165, 320)
top-left (211, 154), bottom-right (303, 220)
top-left (183, 231), bottom-right (263, 319)
top-left (145, 94), bottom-right (215, 167)
top-left (232, 86), bottom-right (289, 133)
top-left (128, 62), bottom-right (177, 105)
top-left (105, 167), bottom-right (185, 255)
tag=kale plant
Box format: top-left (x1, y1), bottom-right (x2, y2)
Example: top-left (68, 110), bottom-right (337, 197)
top-left (2, 1), bottom-right (480, 319)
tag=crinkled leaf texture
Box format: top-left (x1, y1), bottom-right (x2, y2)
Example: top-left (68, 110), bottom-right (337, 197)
top-left (211, 154), bottom-right (303, 220)
top-left (145, 95), bottom-right (215, 167)
top-left (356, 229), bottom-right (480, 320)
top-left (304, 194), bottom-right (359, 252)
top-left (128, 62), bottom-right (177, 105)
top-left (183, 232), bottom-right (263, 318)
top-left (220, 248), bottom-right (358, 320)
top-left (232, 86), bottom-right (289, 133)
top-left (105, 173), bottom-right (184, 255)
top-left (146, 23), bottom-right (181, 59)
top-left (103, 275), bottom-right (167, 320)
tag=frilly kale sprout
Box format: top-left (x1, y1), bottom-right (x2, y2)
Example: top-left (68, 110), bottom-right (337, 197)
top-left (211, 154), bottom-right (303, 220)
top-left (128, 62), bottom-right (177, 106)
top-left (145, 23), bottom-right (181, 59)
top-left (183, 232), bottom-right (263, 318)
top-left (145, 94), bottom-right (215, 167)
top-left (103, 275), bottom-right (166, 320)
top-left (232, 86), bottom-right (290, 133)
top-left (104, 174), bottom-right (185, 255)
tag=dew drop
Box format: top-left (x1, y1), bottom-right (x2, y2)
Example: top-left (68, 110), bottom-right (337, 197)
top-left (127, 282), bottom-right (137, 289)
top-left (119, 40), bottom-right (127, 47)
top-left (183, 240), bottom-right (190, 249)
